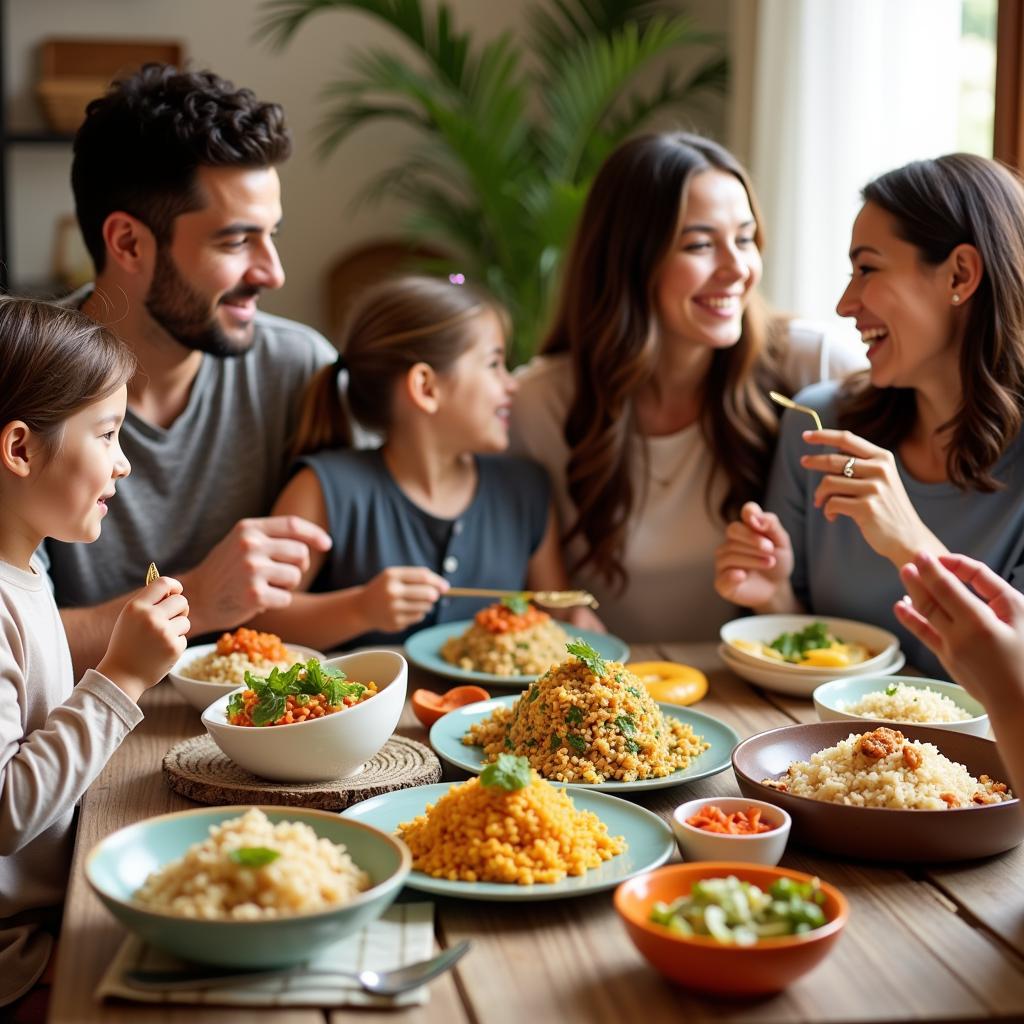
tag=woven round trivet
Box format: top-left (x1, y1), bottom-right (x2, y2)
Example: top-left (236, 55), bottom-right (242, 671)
top-left (163, 733), bottom-right (441, 810)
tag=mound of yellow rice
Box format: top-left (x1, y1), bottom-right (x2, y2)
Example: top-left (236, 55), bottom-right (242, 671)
top-left (397, 769), bottom-right (625, 884)
top-left (463, 650), bottom-right (708, 783)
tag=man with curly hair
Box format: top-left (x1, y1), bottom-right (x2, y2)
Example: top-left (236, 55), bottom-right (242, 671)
top-left (44, 64), bottom-right (336, 673)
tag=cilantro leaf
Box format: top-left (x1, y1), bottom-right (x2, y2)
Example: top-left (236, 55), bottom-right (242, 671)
top-left (527, 685), bottom-right (540, 703)
top-left (229, 846), bottom-right (281, 867)
top-left (615, 714), bottom-right (637, 736)
top-left (480, 753), bottom-right (531, 791)
top-left (550, 733), bottom-right (561, 751)
top-left (885, 683), bottom-right (898, 697)
top-left (566, 706), bottom-right (584, 725)
top-left (566, 638), bottom-right (607, 677)
top-left (252, 688), bottom-right (286, 726)
top-left (501, 593), bottom-right (531, 615)
top-left (567, 734), bottom-right (587, 753)
top-left (226, 691), bottom-right (246, 719)
top-left (769, 621), bottom-right (834, 663)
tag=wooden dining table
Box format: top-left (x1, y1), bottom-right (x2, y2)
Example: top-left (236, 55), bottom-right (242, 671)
top-left (48, 641), bottom-right (1024, 1023)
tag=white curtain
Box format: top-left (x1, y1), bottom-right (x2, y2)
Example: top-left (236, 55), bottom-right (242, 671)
top-left (733, 0), bottom-right (962, 332)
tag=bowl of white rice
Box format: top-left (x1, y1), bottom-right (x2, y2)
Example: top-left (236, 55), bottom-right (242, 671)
top-left (86, 805), bottom-right (411, 968)
top-left (732, 721), bottom-right (1023, 862)
top-left (813, 676), bottom-right (989, 737)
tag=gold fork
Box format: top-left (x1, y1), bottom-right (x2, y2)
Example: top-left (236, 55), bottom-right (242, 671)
top-left (145, 562), bottom-right (159, 586)
top-left (445, 587), bottom-right (600, 609)
top-left (769, 391), bottom-right (823, 432)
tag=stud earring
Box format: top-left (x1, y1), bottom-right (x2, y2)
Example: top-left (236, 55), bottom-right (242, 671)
top-left (952, 294), bottom-right (960, 305)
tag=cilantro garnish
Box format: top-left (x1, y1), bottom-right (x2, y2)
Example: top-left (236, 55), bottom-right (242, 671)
top-left (885, 683), bottom-right (898, 697)
top-left (235, 659), bottom-right (366, 726)
top-left (550, 733), bottom-right (561, 751)
top-left (229, 846), bottom-right (281, 867)
top-left (769, 621), bottom-right (834, 663)
top-left (567, 734), bottom-right (587, 753)
top-left (528, 686), bottom-right (540, 703)
top-left (480, 753), bottom-right (532, 791)
top-left (566, 638), bottom-right (607, 677)
top-left (501, 593), bottom-right (531, 615)
top-left (615, 714), bottom-right (636, 736)
top-left (566, 706), bottom-right (584, 725)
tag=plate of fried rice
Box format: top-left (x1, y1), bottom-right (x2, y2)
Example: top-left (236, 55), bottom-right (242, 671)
top-left (732, 721), bottom-right (1024, 862)
top-left (433, 695), bottom-right (735, 791)
top-left (341, 778), bottom-right (675, 900)
top-left (405, 620), bottom-right (628, 687)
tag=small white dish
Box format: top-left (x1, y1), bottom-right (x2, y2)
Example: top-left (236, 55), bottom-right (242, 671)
top-left (720, 614), bottom-right (899, 676)
top-left (671, 796), bottom-right (791, 866)
top-left (718, 643), bottom-right (906, 697)
top-left (201, 650), bottom-right (407, 782)
top-left (169, 641), bottom-right (325, 712)
top-left (812, 675), bottom-right (990, 737)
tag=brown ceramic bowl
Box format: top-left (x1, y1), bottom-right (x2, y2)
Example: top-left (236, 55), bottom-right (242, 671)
top-left (614, 862), bottom-right (847, 995)
top-left (732, 721), bottom-right (1024, 863)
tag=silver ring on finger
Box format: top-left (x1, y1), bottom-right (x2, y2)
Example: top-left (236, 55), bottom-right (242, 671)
top-left (842, 456), bottom-right (856, 479)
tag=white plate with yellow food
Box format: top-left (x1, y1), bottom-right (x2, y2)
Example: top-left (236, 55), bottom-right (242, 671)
top-left (718, 642), bottom-right (905, 696)
top-left (340, 766), bottom-right (674, 901)
top-left (721, 616), bottom-right (899, 673)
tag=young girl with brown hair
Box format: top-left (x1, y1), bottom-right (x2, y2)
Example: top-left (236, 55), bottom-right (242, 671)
top-left (0, 297), bottom-right (190, 1014)
top-left (511, 131), bottom-right (864, 641)
top-left (252, 275), bottom-right (594, 649)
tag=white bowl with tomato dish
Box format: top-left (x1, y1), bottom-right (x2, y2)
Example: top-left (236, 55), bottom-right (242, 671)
top-left (671, 797), bottom-right (791, 866)
top-left (201, 650), bottom-right (408, 782)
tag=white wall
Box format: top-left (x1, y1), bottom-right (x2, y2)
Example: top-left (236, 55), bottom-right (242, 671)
top-left (4, 0), bottom-right (727, 338)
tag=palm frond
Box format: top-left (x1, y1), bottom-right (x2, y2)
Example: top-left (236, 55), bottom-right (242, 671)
top-left (529, 0), bottom-right (673, 70)
top-left (540, 15), bottom-right (711, 181)
top-left (256, 0), bottom-right (472, 90)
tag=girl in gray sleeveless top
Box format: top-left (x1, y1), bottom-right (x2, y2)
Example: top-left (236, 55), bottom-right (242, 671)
top-left (250, 276), bottom-right (603, 649)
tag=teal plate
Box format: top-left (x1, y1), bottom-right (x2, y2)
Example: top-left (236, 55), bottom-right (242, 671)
top-left (429, 696), bottom-right (738, 792)
top-left (341, 782), bottom-right (674, 901)
top-left (404, 621), bottom-right (629, 689)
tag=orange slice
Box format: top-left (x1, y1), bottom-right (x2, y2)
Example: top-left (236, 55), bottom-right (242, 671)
top-left (627, 661), bottom-right (708, 706)
top-left (411, 685), bottom-right (491, 727)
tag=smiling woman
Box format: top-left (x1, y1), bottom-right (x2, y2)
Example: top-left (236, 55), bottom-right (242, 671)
top-left (510, 132), bottom-right (866, 642)
top-left (715, 153), bottom-right (1024, 678)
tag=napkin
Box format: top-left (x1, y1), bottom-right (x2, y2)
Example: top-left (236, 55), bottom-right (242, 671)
top-left (97, 902), bottom-right (435, 1008)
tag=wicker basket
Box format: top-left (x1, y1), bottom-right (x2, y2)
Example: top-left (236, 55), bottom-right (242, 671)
top-left (35, 39), bottom-right (183, 134)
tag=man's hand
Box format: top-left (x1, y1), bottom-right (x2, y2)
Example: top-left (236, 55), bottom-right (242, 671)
top-left (180, 516), bottom-right (332, 634)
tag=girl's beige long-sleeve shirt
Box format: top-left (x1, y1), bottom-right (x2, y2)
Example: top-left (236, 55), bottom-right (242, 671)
top-left (0, 557), bottom-right (142, 1007)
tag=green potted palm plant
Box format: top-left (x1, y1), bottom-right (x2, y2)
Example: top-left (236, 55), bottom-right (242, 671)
top-left (259, 0), bottom-right (728, 362)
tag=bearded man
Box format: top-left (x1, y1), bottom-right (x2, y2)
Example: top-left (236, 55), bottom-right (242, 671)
top-left (46, 64), bottom-right (335, 672)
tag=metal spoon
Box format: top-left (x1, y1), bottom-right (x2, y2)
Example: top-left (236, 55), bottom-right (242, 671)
top-left (768, 391), bottom-right (823, 432)
top-left (122, 938), bottom-right (470, 996)
top-left (445, 587), bottom-right (600, 609)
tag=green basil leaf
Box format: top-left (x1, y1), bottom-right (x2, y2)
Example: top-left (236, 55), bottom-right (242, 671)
top-left (229, 846), bottom-right (281, 867)
top-left (480, 753), bottom-right (531, 791)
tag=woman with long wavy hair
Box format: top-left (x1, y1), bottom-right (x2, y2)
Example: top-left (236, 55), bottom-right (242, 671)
top-left (510, 132), bottom-right (864, 641)
top-left (715, 153), bottom-right (1024, 677)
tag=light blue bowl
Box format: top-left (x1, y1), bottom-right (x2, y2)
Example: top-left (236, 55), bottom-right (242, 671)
top-left (86, 805), bottom-right (411, 968)
top-left (812, 675), bottom-right (989, 737)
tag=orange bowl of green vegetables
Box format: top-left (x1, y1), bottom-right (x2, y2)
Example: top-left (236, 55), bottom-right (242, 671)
top-left (614, 862), bottom-right (848, 994)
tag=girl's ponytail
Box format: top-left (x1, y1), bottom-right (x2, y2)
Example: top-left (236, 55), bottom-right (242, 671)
top-left (290, 354), bottom-right (354, 461)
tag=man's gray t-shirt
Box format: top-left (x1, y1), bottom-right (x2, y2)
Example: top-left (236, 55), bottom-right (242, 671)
top-left (44, 310), bottom-right (335, 607)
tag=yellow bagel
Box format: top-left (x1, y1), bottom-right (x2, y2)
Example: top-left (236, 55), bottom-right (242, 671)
top-left (627, 661), bottom-right (708, 706)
